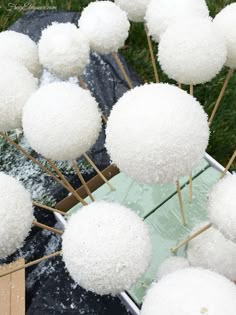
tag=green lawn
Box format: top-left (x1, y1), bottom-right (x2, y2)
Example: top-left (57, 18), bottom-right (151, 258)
top-left (0, 0), bottom-right (235, 170)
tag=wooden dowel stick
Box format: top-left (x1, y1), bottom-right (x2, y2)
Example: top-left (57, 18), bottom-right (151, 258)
top-left (171, 223), bottom-right (212, 253)
top-left (189, 84), bottom-right (194, 203)
top-left (221, 149), bottom-right (236, 179)
top-left (33, 221), bottom-right (63, 235)
top-left (72, 160), bottom-right (95, 202)
top-left (176, 180), bottom-right (187, 226)
top-left (83, 153), bottom-right (115, 191)
top-left (145, 25), bottom-right (159, 83)
top-left (112, 52), bottom-right (133, 89)
top-left (0, 251), bottom-right (62, 278)
top-left (178, 82), bottom-right (182, 89)
top-left (32, 201), bottom-right (66, 216)
top-left (208, 68), bottom-right (234, 126)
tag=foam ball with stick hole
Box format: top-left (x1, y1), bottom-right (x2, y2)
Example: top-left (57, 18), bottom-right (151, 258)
top-left (106, 83), bottom-right (209, 184)
top-left (157, 256), bottom-right (190, 280)
top-left (62, 201), bottom-right (152, 295)
top-left (38, 23), bottom-right (90, 79)
top-left (0, 173), bottom-right (34, 259)
top-left (158, 18), bottom-right (227, 85)
top-left (141, 267), bottom-right (236, 315)
top-left (145, 0), bottom-right (209, 43)
top-left (115, 0), bottom-right (151, 23)
top-left (0, 60), bottom-right (38, 132)
top-left (22, 82), bottom-right (102, 161)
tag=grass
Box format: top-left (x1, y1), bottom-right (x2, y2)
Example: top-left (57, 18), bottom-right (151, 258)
top-left (0, 0), bottom-right (235, 170)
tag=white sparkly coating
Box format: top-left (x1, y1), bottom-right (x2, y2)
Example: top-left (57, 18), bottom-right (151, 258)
top-left (62, 201), bottom-right (152, 295)
top-left (141, 267), bottom-right (236, 315)
top-left (158, 18), bottom-right (227, 85)
top-left (106, 83), bottom-right (209, 184)
top-left (23, 82), bottom-right (102, 161)
top-left (115, 0), bottom-right (151, 22)
top-left (0, 30), bottom-right (42, 78)
top-left (187, 222), bottom-right (236, 281)
top-left (0, 60), bottom-right (38, 132)
top-left (145, 0), bottom-right (209, 42)
top-left (0, 173), bottom-right (34, 259)
top-left (157, 256), bottom-right (190, 280)
top-left (208, 174), bottom-right (236, 243)
top-left (78, 1), bottom-right (130, 54)
top-left (38, 23), bottom-right (90, 79)
top-left (213, 3), bottom-right (236, 68)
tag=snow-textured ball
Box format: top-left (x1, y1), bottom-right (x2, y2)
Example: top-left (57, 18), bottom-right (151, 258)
top-left (214, 3), bottom-right (236, 69)
top-left (145, 0), bottom-right (209, 42)
top-left (106, 83), bottom-right (209, 184)
top-left (0, 30), bottom-right (41, 77)
top-left (157, 256), bottom-right (190, 280)
top-left (62, 201), bottom-right (152, 295)
top-left (141, 268), bottom-right (236, 315)
top-left (187, 223), bottom-right (236, 281)
top-left (78, 1), bottom-right (130, 54)
top-left (38, 23), bottom-right (90, 79)
top-left (23, 82), bottom-right (101, 161)
top-left (0, 173), bottom-right (34, 259)
top-left (115, 0), bottom-right (150, 22)
top-left (0, 60), bottom-right (38, 132)
top-left (158, 18), bottom-right (227, 85)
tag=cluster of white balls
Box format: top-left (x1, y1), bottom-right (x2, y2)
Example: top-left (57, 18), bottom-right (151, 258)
top-left (115, 0), bottom-right (150, 23)
top-left (62, 201), bottom-right (152, 295)
top-left (0, 173), bottom-right (34, 259)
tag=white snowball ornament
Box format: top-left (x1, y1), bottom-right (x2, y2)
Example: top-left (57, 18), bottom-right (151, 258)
top-left (0, 30), bottom-right (41, 77)
top-left (78, 1), bottom-right (130, 54)
top-left (0, 60), bottom-right (38, 132)
top-left (145, 0), bottom-right (209, 42)
top-left (62, 201), bottom-right (152, 295)
top-left (157, 256), bottom-right (190, 280)
top-left (115, 0), bottom-right (150, 22)
top-left (187, 223), bottom-right (236, 281)
top-left (0, 173), bottom-right (34, 259)
top-left (23, 82), bottom-right (101, 161)
top-left (158, 18), bottom-right (227, 85)
top-left (38, 23), bottom-right (90, 79)
top-left (141, 268), bottom-right (236, 315)
top-left (106, 83), bottom-right (209, 184)
top-left (214, 3), bottom-right (236, 69)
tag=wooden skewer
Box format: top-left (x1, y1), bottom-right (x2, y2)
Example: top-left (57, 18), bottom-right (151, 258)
top-left (171, 223), bottom-right (212, 253)
top-left (0, 250), bottom-right (62, 278)
top-left (176, 180), bottom-right (187, 226)
top-left (33, 221), bottom-right (63, 235)
top-left (208, 68), bottom-right (234, 126)
top-left (189, 84), bottom-right (194, 203)
top-left (221, 149), bottom-right (236, 179)
top-left (112, 52), bottom-right (134, 89)
top-left (32, 201), bottom-right (66, 216)
top-left (72, 160), bottom-right (95, 202)
top-left (178, 82), bottom-right (182, 89)
top-left (83, 153), bottom-right (115, 191)
top-left (145, 25), bottom-right (159, 83)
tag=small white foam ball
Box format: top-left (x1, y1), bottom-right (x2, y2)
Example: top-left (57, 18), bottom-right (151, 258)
top-left (157, 256), bottom-right (190, 280)
top-left (145, 0), bottom-right (209, 42)
top-left (62, 201), bottom-right (152, 295)
top-left (23, 82), bottom-right (101, 161)
top-left (158, 18), bottom-right (227, 85)
top-left (0, 30), bottom-right (42, 77)
top-left (187, 223), bottom-right (236, 281)
top-left (78, 1), bottom-right (130, 54)
top-left (0, 173), bottom-right (34, 259)
top-left (106, 83), bottom-right (209, 184)
top-left (115, 0), bottom-right (150, 22)
top-left (214, 3), bottom-right (236, 69)
top-left (38, 23), bottom-right (90, 79)
top-left (141, 268), bottom-right (236, 315)
top-left (0, 60), bottom-right (38, 132)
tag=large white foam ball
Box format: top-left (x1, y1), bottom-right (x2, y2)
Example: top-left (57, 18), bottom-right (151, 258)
top-left (0, 60), bottom-right (38, 132)
top-left (214, 3), bottom-right (236, 69)
top-left (0, 30), bottom-right (41, 77)
top-left (23, 82), bottom-right (101, 161)
top-left (62, 201), bottom-right (152, 295)
top-left (141, 268), bottom-right (236, 315)
top-left (38, 23), bottom-right (90, 79)
top-left (157, 256), bottom-right (190, 280)
top-left (145, 0), bottom-right (209, 42)
top-left (106, 83), bottom-right (209, 184)
top-left (187, 223), bottom-right (236, 281)
top-left (158, 18), bottom-right (227, 85)
top-left (115, 0), bottom-right (150, 22)
top-left (78, 1), bottom-right (130, 54)
top-left (0, 173), bottom-right (34, 259)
